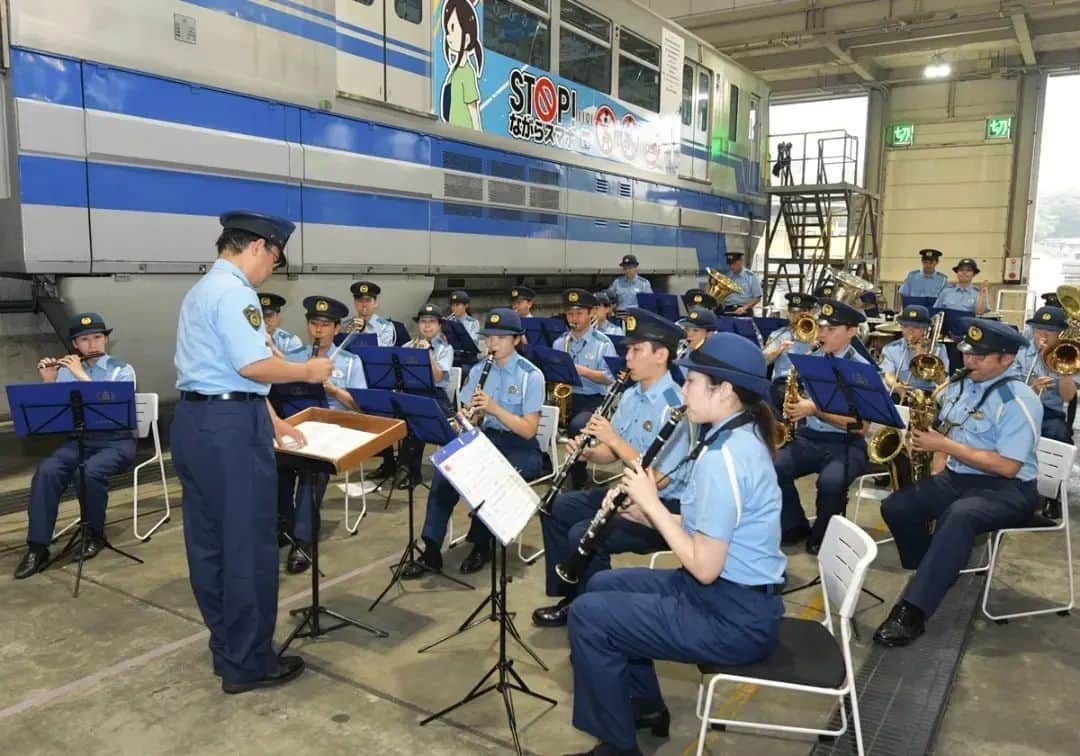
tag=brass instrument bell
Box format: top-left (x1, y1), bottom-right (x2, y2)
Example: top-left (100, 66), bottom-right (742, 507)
top-left (705, 267), bottom-right (743, 303)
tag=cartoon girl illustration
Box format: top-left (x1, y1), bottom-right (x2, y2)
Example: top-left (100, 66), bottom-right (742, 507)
top-left (441, 0), bottom-right (483, 130)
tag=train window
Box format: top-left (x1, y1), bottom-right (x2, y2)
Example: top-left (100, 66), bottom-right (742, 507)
top-left (560, 1), bottom-right (611, 93)
top-left (681, 65), bottom-right (693, 127)
top-left (728, 84), bottom-right (740, 142)
top-left (697, 70), bottom-right (710, 134)
top-left (394, 0), bottom-right (421, 24)
top-left (618, 29), bottom-right (659, 112)
top-left (352, 0), bottom-right (374, 5)
top-left (484, 0), bottom-right (551, 70)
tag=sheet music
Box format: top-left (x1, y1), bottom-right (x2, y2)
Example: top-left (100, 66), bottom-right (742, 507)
top-left (276, 421), bottom-right (377, 460)
top-left (431, 429), bottom-right (540, 546)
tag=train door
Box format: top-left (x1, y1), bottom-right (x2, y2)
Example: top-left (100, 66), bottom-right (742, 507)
top-left (679, 61), bottom-right (711, 182)
top-left (748, 93), bottom-right (761, 192)
top-left (336, 0), bottom-right (385, 101)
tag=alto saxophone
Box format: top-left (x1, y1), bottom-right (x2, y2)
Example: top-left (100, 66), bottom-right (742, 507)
top-left (777, 369), bottom-right (800, 448)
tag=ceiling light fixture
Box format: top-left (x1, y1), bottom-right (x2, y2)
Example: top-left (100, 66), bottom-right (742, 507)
top-left (924, 54), bottom-right (951, 79)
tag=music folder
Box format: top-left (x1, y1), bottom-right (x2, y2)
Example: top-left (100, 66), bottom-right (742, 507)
top-left (275, 407), bottom-right (406, 474)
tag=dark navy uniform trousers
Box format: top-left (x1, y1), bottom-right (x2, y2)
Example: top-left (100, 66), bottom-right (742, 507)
top-left (27, 437), bottom-right (135, 546)
top-left (421, 428), bottom-right (541, 548)
top-left (775, 430), bottom-right (868, 544)
top-left (570, 568), bottom-right (782, 750)
top-left (277, 468), bottom-right (329, 543)
top-left (541, 489), bottom-right (673, 600)
top-left (568, 393), bottom-right (605, 488)
top-left (1042, 407), bottom-right (1072, 445)
top-left (882, 469), bottom-right (1038, 616)
top-left (172, 399), bottom-right (279, 685)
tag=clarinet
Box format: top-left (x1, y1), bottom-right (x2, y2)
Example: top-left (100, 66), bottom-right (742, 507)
top-left (311, 337), bottom-right (320, 359)
top-left (537, 369), bottom-right (631, 515)
top-left (462, 352), bottom-right (495, 421)
top-left (555, 406), bottom-right (686, 584)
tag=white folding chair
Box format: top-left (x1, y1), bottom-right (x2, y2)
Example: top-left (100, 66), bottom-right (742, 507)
top-left (981, 438), bottom-right (1076, 622)
top-left (340, 467), bottom-right (377, 534)
top-left (132, 392), bottom-right (170, 541)
top-left (694, 516), bottom-right (877, 756)
top-left (447, 366), bottom-right (462, 411)
top-left (850, 405), bottom-right (909, 546)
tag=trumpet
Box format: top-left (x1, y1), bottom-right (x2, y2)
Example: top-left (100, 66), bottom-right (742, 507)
top-left (405, 336), bottom-right (432, 350)
top-left (792, 313), bottom-right (818, 343)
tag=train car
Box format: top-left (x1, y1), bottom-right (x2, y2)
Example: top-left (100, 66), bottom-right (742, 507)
top-left (0, 0), bottom-right (769, 396)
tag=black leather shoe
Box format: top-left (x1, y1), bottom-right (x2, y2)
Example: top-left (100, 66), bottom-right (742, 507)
top-left (81, 534), bottom-right (105, 560)
top-left (633, 704), bottom-right (670, 737)
top-left (459, 544), bottom-right (490, 574)
top-left (532, 598), bottom-right (571, 627)
top-left (286, 542), bottom-right (312, 574)
top-left (873, 602), bottom-right (926, 647)
top-left (222, 655), bottom-right (305, 694)
top-left (781, 523), bottom-right (811, 546)
top-left (14, 546), bottom-right (49, 579)
top-left (401, 545), bottom-right (443, 580)
top-left (1043, 496), bottom-right (1062, 520)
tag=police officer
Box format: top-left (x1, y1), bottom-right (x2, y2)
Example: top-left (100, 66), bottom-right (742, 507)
top-left (1041, 291), bottom-right (1062, 309)
top-left (933, 257), bottom-right (990, 315)
top-left (349, 281), bottom-right (396, 346)
top-left (874, 319), bottom-right (1041, 647)
top-left (404, 308), bottom-right (544, 576)
top-left (557, 289), bottom-right (616, 487)
top-left (173, 211), bottom-right (332, 694)
top-left (591, 292), bottom-right (624, 336)
top-left (398, 303), bottom-right (455, 489)
top-left (1016, 306), bottom-right (1077, 444)
top-left (607, 254), bottom-right (653, 311)
top-left (880, 305), bottom-right (949, 399)
top-left (677, 306), bottom-right (718, 350)
top-left (567, 332), bottom-right (786, 755)
top-left (259, 293), bottom-right (304, 357)
top-left (446, 289), bottom-right (480, 347)
top-left (14, 313), bottom-right (137, 579)
top-left (763, 292), bottom-right (818, 410)
top-left (775, 300), bottom-right (873, 553)
top-left (532, 309), bottom-right (690, 628)
top-left (277, 296), bottom-right (365, 574)
top-left (510, 285), bottom-right (536, 318)
top-left (814, 283), bottom-right (836, 300)
top-left (720, 251), bottom-right (763, 314)
top-left (682, 288), bottom-right (718, 312)
top-left (898, 249), bottom-right (948, 301)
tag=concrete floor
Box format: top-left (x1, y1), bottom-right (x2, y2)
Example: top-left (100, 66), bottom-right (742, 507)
top-left (0, 433), bottom-right (1077, 756)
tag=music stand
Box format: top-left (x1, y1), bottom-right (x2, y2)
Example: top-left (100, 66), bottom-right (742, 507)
top-left (528, 344), bottom-right (583, 389)
top-left (787, 353), bottom-right (901, 602)
top-left (418, 426), bottom-right (556, 755)
top-left (608, 334), bottom-right (627, 356)
top-left (755, 316), bottom-right (790, 342)
top-left (276, 408), bottom-right (406, 652)
top-left (654, 293), bottom-right (681, 322)
top-left (603, 355), bottom-right (627, 378)
top-left (442, 319), bottom-right (479, 367)
top-left (354, 389), bottom-right (474, 610)
top-left (901, 295), bottom-right (937, 311)
top-left (7, 381), bottom-right (142, 597)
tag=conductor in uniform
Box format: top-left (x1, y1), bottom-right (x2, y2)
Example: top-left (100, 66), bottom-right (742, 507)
top-left (874, 320), bottom-right (1041, 646)
top-left (173, 211), bottom-right (333, 694)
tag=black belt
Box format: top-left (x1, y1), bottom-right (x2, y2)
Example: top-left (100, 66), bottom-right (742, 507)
top-left (180, 391), bottom-right (264, 402)
top-left (722, 577), bottom-right (784, 595)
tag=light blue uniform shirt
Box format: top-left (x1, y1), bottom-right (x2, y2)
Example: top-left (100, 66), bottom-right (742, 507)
top-left (880, 339), bottom-right (949, 392)
top-left (899, 270), bottom-right (948, 299)
top-left (938, 374), bottom-right (1042, 481)
top-left (1015, 341), bottom-right (1077, 415)
top-left (287, 346), bottom-right (366, 411)
top-left (557, 327), bottom-right (615, 396)
top-left (57, 354), bottom-right (135, 385)
top-left (271, 328), bottom-right (304, 356)
top-left (607, 275), bottom-right (652, 310)
top-left (175, 258), bottom-right (273, 395)
top-left (723, 269), bottom-right (763, 308)
top-left (363, 313), bottom-right (397, 347)
top-left (448, 313), bottom-right (481, 347)
top-left (680, 415), bottom-right (787, 586)
top-left (610, 372), bottom-right (692, 501)
top-left (933, 284), bottom-right (979, 313)
top-left (460, 352), bottom-right (544, 433)
top-left (412, 334), bottom-right (454, 391)
top-left (765, 326), bottom-right (814, 380)
top-left (803, 346), bottom-right (876, 435)
top-left (595, 320), bottom-right (624, 337)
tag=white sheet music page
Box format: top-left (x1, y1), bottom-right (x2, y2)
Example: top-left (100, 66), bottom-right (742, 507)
top-left (432, 429), bottom-right (540, 546)
top-left (276, 421), bottom-right (377, 460)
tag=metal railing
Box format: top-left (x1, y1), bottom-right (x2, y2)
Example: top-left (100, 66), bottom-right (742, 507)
top-left (767, 130), bottom-right (861, 187)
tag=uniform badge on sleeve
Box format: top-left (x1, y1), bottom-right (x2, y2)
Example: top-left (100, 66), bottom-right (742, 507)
top-left (243, 305), bottom-right (262, 330)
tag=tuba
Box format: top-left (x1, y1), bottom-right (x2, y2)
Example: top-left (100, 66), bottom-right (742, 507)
top-left (1046, 285), bottom-right (1080, 379)
top-left (705, 267), bottom-right (743, 303)
top-left (828, 270), bottom-right (877, 307)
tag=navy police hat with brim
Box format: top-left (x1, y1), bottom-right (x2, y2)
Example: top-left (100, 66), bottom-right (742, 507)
top-left (259, 292), bottom-right (286, 311)
top-left (725, 251), bottom-right (745, 262)
top-left (69, 312), bottom-right (112, 340)
top-left (1026, 306), bottom-right (1068, 331)
top-left (814, 285), bottom-right (836, 299)
top-left (786, 292), bottom-right (817, 310)
top-left (594, 291), bottom-right (613, 306)
top-left (957, 318), bottom-right (1027, 356)
top-left (563, 288), bottom-right (598, 310)
top-left (952, 258), bottom-right (980, 274)
top-left (1041, 292), bottom-right (1062, 308)
top-left (677, 307), bottom-right (718, 332)
top-left (919, 248), bottom-right (943, 260)
top-left (897, 305), bottom-right (931, 326)
top-left (622, 308), bottom-right (682, 353)
top-left (479, 308), bottom-right (524, 336)
top-left (350, 281), bottom-right (381, 299)
top-left (676, 333), bottom-right (771, 400)
top-left (817, 299), bottom-right (866, 327)
top-left (414, 303), bottom-right (444, 322)
top-left (510, 286), bottom-right (536, 302)
top-left (219, 211), bottom-right (294, 269)
top-left (683, 289), bottom-right (718, 310)
top-left (303, 296), bottom-right (349, 322)
top-left (620, 254), bottom-right (639, 267)
top-left (450, 290), bottom-right (470, 304)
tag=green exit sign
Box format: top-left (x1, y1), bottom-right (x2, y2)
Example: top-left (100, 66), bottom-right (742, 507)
top-left (986, 115), bottom-right (1013, 140)
top-left (889, 123), bottom-right (915, 147)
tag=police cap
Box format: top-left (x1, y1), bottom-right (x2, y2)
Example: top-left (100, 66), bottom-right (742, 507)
top-left (677, 307), bottom-right (718, 332)
top-left (785, 292), bottom-right (817, 310)
top-left (563, 288), bottom-right (598, 310)
top-left (350, 281), bottom-right (381, 299)
top-left (622, 308), bottom-right (682, 353)
top-left (683, 289), bottom-right (718, 310)
top-left (510, 286), bottom-right (536, 302)
top-left (957, 318), bottom-right (1027, 355)
top-left (1041, 291), bottom-right (1062, 308)
top-left (675, 333), bottom-right (771, 400)
top-left (449, 290), bottom-right (470, 304)
top-left (69, 312), bottom-right (112, 340)
top-left (594, 291), bottom-right (613, 306)
top-left (919, 248), bottom-right (943, 260)
top-left (258, 292), bottom-right (286, 312)
top-left (897, 305), bottom-right (931, 326)
top-left (480, 307), bottom-right (524, 336)
top-left (303, 296), bottom-right (349, 323)
top-left (952, 258), bottom-right (981, 274)
top-left (219, 211), bottom-right (294, 269)
top-left (817, 299), bottom-right (866, 327)
top-left (414, 303), bottom-right (444, 321)
top-left (620, 254), bottom-right (639, 267)
top-left (1026, 306), bottom-right (1068, 331)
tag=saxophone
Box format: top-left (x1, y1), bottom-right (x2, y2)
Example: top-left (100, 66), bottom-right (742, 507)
top-left (777, 369), bottom-right (800, 448)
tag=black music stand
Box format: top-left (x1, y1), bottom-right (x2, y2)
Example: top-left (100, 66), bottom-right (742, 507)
top-left (442, 319), bottom-right (479, 367)
top-left (7, 382), bottom-right (142, 597)
top-left (355, 389), bottom-right (473, 610)
top-left (528, 344), bottom-right (582, 389)
top-left (608, 334), bottom-right (627, 356)
top-left (787, 354), bottom-right (903, 603)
